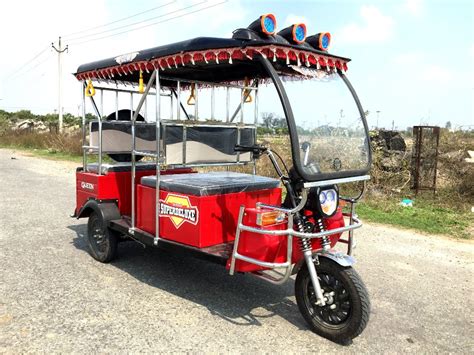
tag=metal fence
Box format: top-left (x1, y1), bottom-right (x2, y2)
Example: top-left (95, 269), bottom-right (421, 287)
top-left (412, 125), bottom-right (440, 194)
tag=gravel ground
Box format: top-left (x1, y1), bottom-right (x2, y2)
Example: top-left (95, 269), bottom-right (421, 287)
top-left (0, 148), bottom-right (473, 353)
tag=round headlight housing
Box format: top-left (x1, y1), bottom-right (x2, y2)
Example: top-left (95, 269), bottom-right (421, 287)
top-left (316, 186), bottom-right (339, 217)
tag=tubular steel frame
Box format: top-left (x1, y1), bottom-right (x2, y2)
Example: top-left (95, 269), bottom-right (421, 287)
top-left (229, 195), bottom-right (362, 284)
top-left (80, 65), bottom-right (365, 295)
top-left (81, 72), bottom-right (260, 245)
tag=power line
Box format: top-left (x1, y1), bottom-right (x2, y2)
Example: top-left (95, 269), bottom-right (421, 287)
top-left (68, 0), bottom-right (206, 43)
top-left (4, 45), bottom-right (50, 79)
top-left (64, 0), bottom-right (176, 39)
top-left (70, 0), bottom-right (227, 46)
top-left (10, 54), bottom-right (53, 79)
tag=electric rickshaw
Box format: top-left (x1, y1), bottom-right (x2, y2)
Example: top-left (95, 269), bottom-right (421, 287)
top-left (73, 14), bottom-right (372, 343)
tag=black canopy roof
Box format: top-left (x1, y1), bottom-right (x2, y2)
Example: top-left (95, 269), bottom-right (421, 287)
top-left (75, 36), bottom-right (351, 84)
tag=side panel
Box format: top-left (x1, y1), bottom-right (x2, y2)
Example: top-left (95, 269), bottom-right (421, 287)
top-left (76, 172), bottom-right (102, 216)
top-left (75, 168), bottom-right (193, 217)
top-left (136, 185), bottom-right (281, 248)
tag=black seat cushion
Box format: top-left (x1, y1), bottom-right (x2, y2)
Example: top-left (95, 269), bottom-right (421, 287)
top-left (78, 162), bottom-right (156, 174)
top-left (141, 172), bottom-right (280, 196)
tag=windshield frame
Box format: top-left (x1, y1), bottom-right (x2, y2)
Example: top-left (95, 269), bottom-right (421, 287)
top-left (259, 56), bottom-right (372, 183)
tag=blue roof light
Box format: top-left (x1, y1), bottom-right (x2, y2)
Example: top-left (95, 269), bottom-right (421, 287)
top-left (319, 32), bottom-right (331, 51)
top-left (263, 16), bottom-right (275, 34)
top-left (260, 14), bottom-right (277, 35)
top-left (292, 23), bottom-right (306, 44)
top-left (322, 34), bottom-right (330, 48)
top-left (295, 25), bottom-right (305, 42)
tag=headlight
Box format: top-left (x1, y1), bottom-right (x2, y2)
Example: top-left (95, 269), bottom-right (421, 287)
top-left (317, 186), bottom-right (338, 217)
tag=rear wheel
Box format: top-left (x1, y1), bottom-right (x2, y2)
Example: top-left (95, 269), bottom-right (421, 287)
top-left (86, 211), bottom-right (118, 263)
top-left (295, 257), bottom-right (370, 343)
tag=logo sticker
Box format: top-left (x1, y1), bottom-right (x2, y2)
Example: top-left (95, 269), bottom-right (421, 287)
top-left (114, 51), bottom-right (139, 65)
top-left (159, 194), bottom-right (199, 228)
top-left (81, 181), bottom-right (94, 191)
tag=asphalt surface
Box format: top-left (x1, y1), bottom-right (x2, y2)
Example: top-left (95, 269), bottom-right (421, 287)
top-left (0, 148), bottom-right (473, 353)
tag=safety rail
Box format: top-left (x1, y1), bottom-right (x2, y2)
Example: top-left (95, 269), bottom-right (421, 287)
top-left (133, 151), bottom-right (159, 158)
top-left (237, 216), bottom-right (361, 239)
top-left (229, 197), bottom-right (361, 284)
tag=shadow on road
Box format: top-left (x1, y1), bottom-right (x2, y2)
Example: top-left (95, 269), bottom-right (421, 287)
top-left (68, 223), bottom-right (307, 330)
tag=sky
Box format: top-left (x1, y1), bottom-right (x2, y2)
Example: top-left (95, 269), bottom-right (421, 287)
top-left (0, 0), bottom-right (473, 130)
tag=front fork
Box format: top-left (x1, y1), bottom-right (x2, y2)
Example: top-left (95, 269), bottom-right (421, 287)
top-left (267, 149), bottom-right (328, 306)
top-left (284, 181), bottom-right (327, 307)
top-left (303, 250), bottom-right (326, 306)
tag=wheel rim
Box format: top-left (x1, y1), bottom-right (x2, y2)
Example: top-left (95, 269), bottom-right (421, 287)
top-left (89, 218), bottom-right (108, 255)
top-left (304, 271), bottom-right (352, 328)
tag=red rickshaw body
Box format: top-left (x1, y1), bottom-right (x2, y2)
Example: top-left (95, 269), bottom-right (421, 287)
top-left (73, 12), bottom-right (372, 342)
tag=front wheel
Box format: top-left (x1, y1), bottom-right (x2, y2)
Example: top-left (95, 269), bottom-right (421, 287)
top-left (295, 257), bottom-right (370, 343)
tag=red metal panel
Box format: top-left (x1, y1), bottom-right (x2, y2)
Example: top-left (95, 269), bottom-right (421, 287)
top-left (136, 185), bottom-right (282, 248)
top-left (75, 168), bottom-right (194, 216)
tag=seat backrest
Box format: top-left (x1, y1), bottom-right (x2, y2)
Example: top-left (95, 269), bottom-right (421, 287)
top-left (90, 121), bottom-right (255, 165)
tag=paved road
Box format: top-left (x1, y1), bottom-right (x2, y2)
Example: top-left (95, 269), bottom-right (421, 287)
top-left (0, 148), bottom-right (473, 353)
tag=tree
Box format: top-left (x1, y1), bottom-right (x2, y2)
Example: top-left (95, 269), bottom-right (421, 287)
top-left (261, 112), bottom-right (276, 129)
top-left (445, 121), bottom-right (452, 130)
top-left (12, 110), bottom-right (37, 122)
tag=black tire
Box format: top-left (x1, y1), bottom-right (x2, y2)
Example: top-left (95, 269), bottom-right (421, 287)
top-left (105, 109), bottom-right (145, 163)
top-left (295, 258), bottom-right (370, 343)
top-left (86, 211), bottom-right (119, 263)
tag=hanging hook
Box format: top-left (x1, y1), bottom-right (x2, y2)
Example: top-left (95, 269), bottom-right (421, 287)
top-left (243, 77), bottom-right (252, 103)
top-left (138, 70), bottom-right (145, 93)
top-left (187, 83), bottom-right (196, 105)
top-left (85, 80), bottom-right (96, 97)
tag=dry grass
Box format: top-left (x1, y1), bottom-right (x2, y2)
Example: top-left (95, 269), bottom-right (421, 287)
top-left (0, 130), bottom-right (83, 156)
top-left (2, 129), bottom-right (472, 198)
top-left (1, 127), bottom-right (472, 238)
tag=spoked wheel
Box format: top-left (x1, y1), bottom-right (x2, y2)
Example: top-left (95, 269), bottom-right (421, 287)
top-left (86, 211), bottom-right (118, 263)
top-left (295, 257), bottom-right (370, 344)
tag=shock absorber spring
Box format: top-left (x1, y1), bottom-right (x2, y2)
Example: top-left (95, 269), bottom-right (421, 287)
top-left (316, 218), bottom-right (330, 251)
top-left (299, 237), bottom-right (312, 252)
top-left (295, 214), bottom-right (312, 252)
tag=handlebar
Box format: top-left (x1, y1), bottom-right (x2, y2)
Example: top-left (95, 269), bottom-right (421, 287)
top-left (234, 144), bottom-right (268, 156)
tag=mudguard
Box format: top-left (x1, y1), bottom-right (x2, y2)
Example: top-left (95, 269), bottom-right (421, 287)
top-left (319, 251), bottom-right (355, 267)
top-left (76, 199), bottom-right (121, 222)
top-left (292, 250), bottom-right (356, 274)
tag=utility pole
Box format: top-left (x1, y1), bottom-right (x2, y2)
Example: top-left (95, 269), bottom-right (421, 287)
top-left (376, 110), bottom-right (381, 129)
top-left (338, 109), bottom-right (344, 128)
top-left (52, 37), bottom-right (68, 133)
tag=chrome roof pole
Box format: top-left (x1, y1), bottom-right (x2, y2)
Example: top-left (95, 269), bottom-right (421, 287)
top-left (81, 81), bottom-right (87, 170)
top-left (154, 69), bottom-right (161, 245)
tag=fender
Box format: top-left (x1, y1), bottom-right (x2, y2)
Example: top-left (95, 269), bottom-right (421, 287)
top-left (76, 199), bottom-right (121, 223)
top-left (292, 250), bottom-right (356, 274)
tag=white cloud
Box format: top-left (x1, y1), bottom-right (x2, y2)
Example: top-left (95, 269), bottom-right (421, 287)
top-left (421, 65), bottom-right (453, 83)
top-left (283, 14), bottom-right (311, 29)
top-left (391, 53), bottom-right (454, 84)
top-left (402, 0), bottom-right (424, 16)
top-left (336, 6), bottom-right (394, 44)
